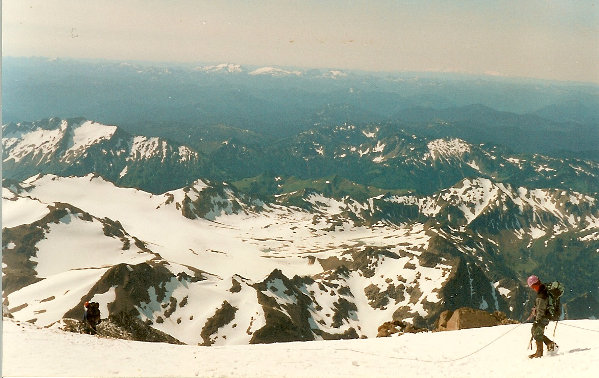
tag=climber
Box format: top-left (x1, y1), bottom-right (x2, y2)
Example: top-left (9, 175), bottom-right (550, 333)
top-left (526, 275), bottom-right (557, 358)
top-left (83, 301), bottom-right (101, 334)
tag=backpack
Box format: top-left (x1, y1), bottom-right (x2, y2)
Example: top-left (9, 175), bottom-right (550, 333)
top-left (87, 302), bottom-right (100, 318)
top-left (546, 281), bottom-right (564, 321)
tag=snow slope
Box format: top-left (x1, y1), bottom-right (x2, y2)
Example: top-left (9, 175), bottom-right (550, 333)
top-left (3, 318), bottom-right (598, 377)
top-left (14, 174), bottom-right (428, 281)
top-left (4, 174), bottom-right (447, 342)
top-left (4, 172), bottom-right (599, 344)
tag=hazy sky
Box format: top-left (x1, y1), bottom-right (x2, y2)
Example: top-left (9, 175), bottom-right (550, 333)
top-left (3, 0), bottom-right (599, 83)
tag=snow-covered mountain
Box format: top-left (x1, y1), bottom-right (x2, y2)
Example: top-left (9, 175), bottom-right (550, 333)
top-left (2, 118), bottom-right (205, 193)
top-left (198, 120), bottom-right (599, 199)
top-left (271, 122), bottom-right (599, 194)
top-left (196, 63), bottom-right (243, 73)
top-left (3, 118), bottom-right (599, 346)
top-left (4, 316), bottom-right (599, 377)
top-left (3, 173), bottom-right (599, 345)
top-left (190, 62), bottom-right (352, 79)
top-left (192, 63), bottom-right (349, 78)
top-left (2, 174), bottom-right (447, 343)
top-left (191, 63), bottom-right (349, 79)
top-left (249, 67), bottom-right (303, 77)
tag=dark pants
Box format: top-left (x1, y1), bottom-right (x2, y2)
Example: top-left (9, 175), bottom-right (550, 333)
top-left (531, 318), bottom-right (550, 341)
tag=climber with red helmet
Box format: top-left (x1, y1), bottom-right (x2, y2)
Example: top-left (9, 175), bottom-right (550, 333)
top-left (83, 301), bottom-right (90, 322)
top-left (82, 301), bottom-right (101, 334)
top-left (526, 275), bottom-right (556, 358)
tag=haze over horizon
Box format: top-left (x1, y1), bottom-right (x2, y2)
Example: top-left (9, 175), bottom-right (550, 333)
top-left (3, 0), bottom-right (599, 84)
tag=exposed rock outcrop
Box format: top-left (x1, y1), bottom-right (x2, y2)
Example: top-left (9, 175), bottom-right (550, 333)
top-left (435, 307), bottom-right (518, 331)
top-left (377, 320), bottom-right (428, 337)
top-left (59, 313), bottom-right (183, 344)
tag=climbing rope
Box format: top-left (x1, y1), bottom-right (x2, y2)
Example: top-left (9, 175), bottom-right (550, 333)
top-left (559, 322), bottom-right (599, 333)
top-left (339, 323), bottom-right (525, 363)
top-left (297, 321), bottom-right (597, 363)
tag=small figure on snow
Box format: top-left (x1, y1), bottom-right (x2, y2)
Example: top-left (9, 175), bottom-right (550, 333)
top-left (83, 301), bottom-right (101, 334)
top-left (526, 275), bottom-right (557, 358)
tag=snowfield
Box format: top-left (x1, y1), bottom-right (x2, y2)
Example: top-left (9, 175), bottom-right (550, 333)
top-left (12, 174), bottom-right (431, 282)
top-left (3, 318), bottom-right (598, 377)
top-left (2, 174), bottom-right (448, 343)
top-left (4, 172), bottom-right (599, 346)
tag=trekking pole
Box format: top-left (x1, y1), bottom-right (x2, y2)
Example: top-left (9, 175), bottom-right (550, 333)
top-left (553, 320), bottom-right (559, 337)
top-left (528, 336), bottom-right (533, 350)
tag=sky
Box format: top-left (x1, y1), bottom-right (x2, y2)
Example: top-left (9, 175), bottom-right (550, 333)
top-left (2, 0), bottom-right (599, 82)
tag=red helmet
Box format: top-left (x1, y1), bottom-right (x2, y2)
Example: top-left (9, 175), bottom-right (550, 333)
top-left (84, 301), bottom-right (90, 308)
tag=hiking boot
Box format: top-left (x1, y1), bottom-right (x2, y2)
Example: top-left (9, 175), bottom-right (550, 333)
top-left (543, 336), bottom-right (556, 352)
top-left (529, 340), bottom-right (543, 358)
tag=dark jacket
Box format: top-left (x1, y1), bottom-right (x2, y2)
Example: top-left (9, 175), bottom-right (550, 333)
top-left (534, 284), bottom-right (549, 323)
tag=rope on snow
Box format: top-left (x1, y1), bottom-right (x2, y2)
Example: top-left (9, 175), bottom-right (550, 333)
top-left (339, 323), bottom-right (525, 363)
top-left (559, 322), bottom-right (599, 333)
top-left (297, 320), bottom-right (598, 364)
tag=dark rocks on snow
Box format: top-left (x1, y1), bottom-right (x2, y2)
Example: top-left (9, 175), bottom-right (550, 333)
top-left (200, 301), bottom-right (238, 346)
top-left (377, 320), bottom-right (428, 338)
top-left (60, 313), bottom-right (183, 344)
top-left (435, 307), bottom-right (518, 331)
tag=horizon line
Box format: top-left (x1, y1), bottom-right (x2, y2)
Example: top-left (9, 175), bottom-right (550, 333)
top-left (5, 55), bottom-right (599, 87)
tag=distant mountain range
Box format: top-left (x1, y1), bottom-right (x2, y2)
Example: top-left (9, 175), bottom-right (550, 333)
top-left (3, 57), bottom-right (598, 158)
top-left (3, 116), bottom-right (599, 345)
top-left (2, 58), bottom-right (598, 345)
top-left (4, 117), bottom-right (598, 195)
top-left (2, 118), bottom-right (205, 193)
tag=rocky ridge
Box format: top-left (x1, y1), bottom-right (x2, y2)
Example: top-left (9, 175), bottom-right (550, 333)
top-left (3, 118), bottom-right (599, 346)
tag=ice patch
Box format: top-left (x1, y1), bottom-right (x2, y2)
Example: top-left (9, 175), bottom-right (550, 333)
top-left (467, 161), bottom-right (480, 170)
top-left (373, 141), bottom-right (385, 153)
top-left (530, 227), bottom-right (546, 239)
top-left (427, 138), bottom-right (470, 160)
top-left (68, 121), bottom-right (117, 154)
